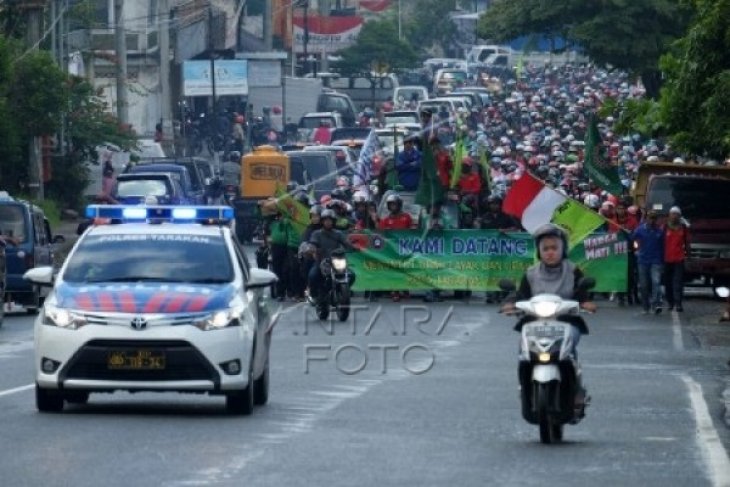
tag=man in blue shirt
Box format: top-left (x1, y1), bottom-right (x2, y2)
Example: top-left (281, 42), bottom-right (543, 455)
top-left (396, 136), bottom-right (421, 191)
top-left (631, 210), bottom-right (665, 314)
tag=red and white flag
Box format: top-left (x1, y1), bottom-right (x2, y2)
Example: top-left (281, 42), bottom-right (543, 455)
top-left (503, 173), bottom-right (605, 247)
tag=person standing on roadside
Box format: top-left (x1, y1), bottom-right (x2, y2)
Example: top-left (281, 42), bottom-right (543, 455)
top-left (663, 206), bottom-right (690, 312)
top-left (632, 210), bottom-right (665, 314)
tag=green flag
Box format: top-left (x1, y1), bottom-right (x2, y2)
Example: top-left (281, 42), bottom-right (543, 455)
top-left (450, 136), bottom-right (465, 189)
top-left (550, 198), bottom-right (606, 249)
top-left (415, 141), bottom-right (445, 207)
top-left (584, 115), bottom-right (623, 196)
top-left (274, 184), bottom-right (310, 236)
top-left (386, 129), bottom-right (400, 190)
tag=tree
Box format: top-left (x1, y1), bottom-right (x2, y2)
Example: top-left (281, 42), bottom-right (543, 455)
top-left (402, 0), bottom-right (461, 57)
top-left (658, 0), bottom-right (730, 159)
top-left (0, 34), bottom-right (136, 208)
top-left (335, 19), bottom-right (418, 75)
top-left (477, 0), bottom-right (692, 98)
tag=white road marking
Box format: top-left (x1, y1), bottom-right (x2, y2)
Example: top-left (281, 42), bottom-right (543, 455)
top-left (672, 310), bottom-right (685, 351)
top-left (0, 384), bottom-right (34, 398)
top-left (681, 374), bottom-right (730, 487)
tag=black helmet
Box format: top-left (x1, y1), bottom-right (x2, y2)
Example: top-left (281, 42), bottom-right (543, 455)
top-left (533, 223), bottom-right (568, 259)
top-left (286, 181), bottom-right (299, 193)
top-left (310, 205), bottom-right (323, 216)
top-left (331, 188), bottom-right (347, 201)
top-left (295, 192), bottom-right (310, 207)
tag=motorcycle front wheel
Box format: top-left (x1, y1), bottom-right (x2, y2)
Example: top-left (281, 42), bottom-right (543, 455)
top-left (336, 284), bottom-right (350, 322)
top-left (536, 382), bottom-right (562, 444)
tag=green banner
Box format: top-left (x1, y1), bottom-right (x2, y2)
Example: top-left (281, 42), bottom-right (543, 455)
top-left (348, 230), bottom-right (628, 292)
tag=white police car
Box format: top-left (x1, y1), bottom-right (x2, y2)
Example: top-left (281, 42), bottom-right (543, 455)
top-left (24, 205), bottom-right (278, 414)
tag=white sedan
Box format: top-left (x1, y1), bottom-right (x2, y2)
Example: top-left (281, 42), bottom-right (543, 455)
top-left (25, 206), bottom-right (278, 415)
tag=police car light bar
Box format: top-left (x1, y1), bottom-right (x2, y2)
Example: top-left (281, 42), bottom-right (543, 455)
top-left (85, 205), bottom-right (234, 223)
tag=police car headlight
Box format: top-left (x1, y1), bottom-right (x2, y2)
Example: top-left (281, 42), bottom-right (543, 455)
top-left (332, 257), bottom-right (347, 272)
top-left (533, 301), bottom-right (559, 318)
top-left (194, 297), bottom-right (244, 331)
top-left (43, 303), bottom-right (86, 329)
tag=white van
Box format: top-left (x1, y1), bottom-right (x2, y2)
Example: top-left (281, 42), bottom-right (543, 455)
top-left (393, 85), bottom-right (429, 109)
top-left (466, 45), bottom-right (512, 64)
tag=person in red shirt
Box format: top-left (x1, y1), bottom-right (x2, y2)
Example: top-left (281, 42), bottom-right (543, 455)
top-left (457, 157), bottom-right (482, 196)
top-left (432, 138), bottom-right (452, 190)
top-left (312, 121), bottom-right (331, 144)
top-left (378, 193), bottom-right (413, 230)
top-left (378, 193), bottom-right (412, 301)
top-left (611, 201), bottom-right (640, 306)
top-left (664, 206), bottom-right (690, 312)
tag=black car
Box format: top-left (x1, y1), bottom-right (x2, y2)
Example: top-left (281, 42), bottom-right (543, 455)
top-left (134, 157), bottom-right (221, 204)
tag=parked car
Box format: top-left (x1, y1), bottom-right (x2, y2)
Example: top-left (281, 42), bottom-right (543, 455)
top-left (303, 145), bottom-right (358, 178)
top-left (393, 86), bottom-right (429, 110)
top-left (124, 163), bottom-right (204, 204)
top-left (135, 157), bottom-right (221, 204)
top-left (317, 91), bottom-right (358, 128)
top-left (298, 112), bottom-right (345, 143)
top-left (284, 150), bottom-right (340, 201)
top-left (0, 195), bottom-right (64, 313)
top-left (112, 173), bottom-right (190, 205)
top-left (433, 68), bottom-right (468, 95)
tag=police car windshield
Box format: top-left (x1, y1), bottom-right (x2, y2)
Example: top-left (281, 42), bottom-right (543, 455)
top-left (63, 233), bottom-right (234, 284)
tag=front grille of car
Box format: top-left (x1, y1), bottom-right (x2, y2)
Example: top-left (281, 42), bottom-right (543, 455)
top-left (690, 246), bottom-right (720, 260)
top-left (60, 340), bottom-right (220, 386)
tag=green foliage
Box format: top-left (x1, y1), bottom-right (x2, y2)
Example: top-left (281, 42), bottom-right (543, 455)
top-left (477, 0), bottom-right (692, 98)
top-left (599, 97), bottom-right (664, 138)
top-left (402, 0), bottom-right (460, 57)
top-left (335, 19), bottom-right (418, 75)
top-left (658, 0), bottom-right (730, 159)
top-left (11, 50), bottom-right (69, 136)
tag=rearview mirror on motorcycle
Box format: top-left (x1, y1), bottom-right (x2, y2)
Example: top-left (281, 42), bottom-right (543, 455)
top-left (577, 277), bottom-right (596, 292)
top-left (498, 279), bottom-right (516, 292)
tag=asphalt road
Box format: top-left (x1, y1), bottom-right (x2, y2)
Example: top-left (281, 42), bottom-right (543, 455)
top-left (0, 293), bottom-right (729, 487)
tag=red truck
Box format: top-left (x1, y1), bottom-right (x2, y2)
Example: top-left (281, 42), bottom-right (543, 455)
top-left (633, 162), bottom-right (730, 287)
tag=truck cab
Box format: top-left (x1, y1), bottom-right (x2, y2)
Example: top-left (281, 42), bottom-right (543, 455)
top-left (633, 162), bottom-right (730, 286)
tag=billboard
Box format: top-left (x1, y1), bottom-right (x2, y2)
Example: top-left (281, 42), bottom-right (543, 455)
top-left (292, 15), bottom-right (363, 54)
top-left (182, 60), bottom-right (248, 96)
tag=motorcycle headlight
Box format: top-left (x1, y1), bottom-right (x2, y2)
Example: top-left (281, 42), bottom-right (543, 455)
top-left (193, 297), bottom-right (244, 331)
top-left (533, 301), bottom-right (560, 318)
top-left (332, 257), bottom-right (347, 272)
top-left (43, 302), bottom-right (87, 330)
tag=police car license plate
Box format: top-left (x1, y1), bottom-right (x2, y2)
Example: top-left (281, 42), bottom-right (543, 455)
top-left (107, 350), bottom-right (166, 370)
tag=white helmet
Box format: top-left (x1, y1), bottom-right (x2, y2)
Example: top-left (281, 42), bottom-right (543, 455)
top-left (583, 194), bottom-right (600, 209)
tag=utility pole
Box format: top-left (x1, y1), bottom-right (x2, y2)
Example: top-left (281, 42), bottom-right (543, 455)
top-left (303, 1), bottom-right (309, 76)
top-left (114, 0), bottom-right (128, 125)
top-left (263, 0), bottom-right (273, 50)
top-left (20, 0), bottom-right (45, 201)
top-left (319, 0), bottom-right (330, 72)
top-left (208, 6), bottom-right (218, 149)
top-left (158, 0), bottom-right (173, 153)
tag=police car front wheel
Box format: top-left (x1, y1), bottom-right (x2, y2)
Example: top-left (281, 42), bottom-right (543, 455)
top-left (36, 384), bottom-right (64, 413)
top-left (226, 368), bottom-right (254, 415)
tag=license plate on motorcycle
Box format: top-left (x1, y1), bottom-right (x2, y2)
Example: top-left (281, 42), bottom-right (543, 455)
top-left (526, 325), bottom-right (565, 338)
top-left (107, 350), bottom-right (166, 370)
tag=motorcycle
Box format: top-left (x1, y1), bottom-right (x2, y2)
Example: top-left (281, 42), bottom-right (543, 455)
top-left (500, 278), bottom-right (595, 444)
top-left (314, 248), bottom-right (352, 322)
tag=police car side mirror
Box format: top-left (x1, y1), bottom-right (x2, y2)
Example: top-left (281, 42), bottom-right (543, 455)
top-left (246, 268), bottom-right (278, 290)
top-left (23, 266), bottom-right (55, 287)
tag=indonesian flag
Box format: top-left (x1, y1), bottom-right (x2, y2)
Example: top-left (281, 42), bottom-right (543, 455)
top-left (503, 173), bottom-right (605, 248)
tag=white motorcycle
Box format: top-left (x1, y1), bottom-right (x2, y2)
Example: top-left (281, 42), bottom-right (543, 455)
top-left (500, 278), bottom-right (595, 444)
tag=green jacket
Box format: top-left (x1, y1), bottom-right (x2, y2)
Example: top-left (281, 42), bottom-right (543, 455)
top-left (267, 218), bottom-right (289, 246)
